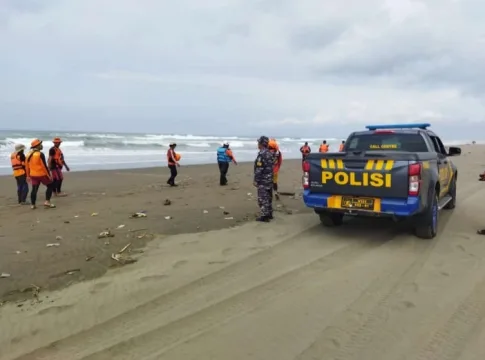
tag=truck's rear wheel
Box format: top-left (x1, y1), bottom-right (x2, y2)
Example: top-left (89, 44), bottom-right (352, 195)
top-left (414, 191), bottom-right (438, 239)
top-left (319, 212), bottom-right (344, 227)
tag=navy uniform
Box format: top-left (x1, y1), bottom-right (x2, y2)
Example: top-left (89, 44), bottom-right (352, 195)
top-left (254, 136), bottom-right (274, 222)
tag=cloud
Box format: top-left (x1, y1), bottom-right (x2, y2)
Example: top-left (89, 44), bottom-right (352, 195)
top-left (1, 0), bottom-right (484, 138)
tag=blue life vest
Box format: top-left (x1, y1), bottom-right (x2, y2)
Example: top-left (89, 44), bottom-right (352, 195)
top-left (217, 147), bottom-right (231, 163)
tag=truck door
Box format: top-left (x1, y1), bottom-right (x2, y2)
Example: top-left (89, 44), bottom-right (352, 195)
top-left (430, 135), bottom-right (450, 197)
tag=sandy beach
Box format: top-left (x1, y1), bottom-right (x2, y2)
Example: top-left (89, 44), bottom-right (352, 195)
top-left (2, 146), bottom-right (485, 360)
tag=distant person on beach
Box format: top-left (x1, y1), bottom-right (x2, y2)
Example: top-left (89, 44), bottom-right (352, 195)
top-left (167, 143), bottom-right (181, 187)
top-left (300, 142), bottom-right (311, 161)
top-left (216, 141), bottom-right (237, 186)
top-left (339, 140), bottom-right (345, 151)
top-left (49, 137), bottom-right (70, 197)
top-left (268, 139), bottom-right (282, 199)
top-left (319, 140), bottom-right (329, 153)
top-left (254, 136), bottom-right (274, 222)
top-left (10, 143), bottom-right (29, 205)
top-left (26, 139), bottom-right (55, 209)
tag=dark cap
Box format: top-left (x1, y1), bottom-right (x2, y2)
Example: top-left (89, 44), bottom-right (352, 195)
top-left (257, 136), bottom-right (269, 147)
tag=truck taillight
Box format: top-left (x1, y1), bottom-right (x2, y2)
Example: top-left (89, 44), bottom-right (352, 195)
top-left (408, 163), bottom-right (421, 196)
top-left (302, 161), bottom-right (310, 189)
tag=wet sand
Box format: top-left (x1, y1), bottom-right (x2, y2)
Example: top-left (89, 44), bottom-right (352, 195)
top-left (2, 146), bottom-right (485, 360)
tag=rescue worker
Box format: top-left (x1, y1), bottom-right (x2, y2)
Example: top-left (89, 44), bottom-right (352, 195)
top-left (48, 137), bottom-right (70, 196)
top-left (167, 143), bottom-right (180, 187)
top-left (26, 139), bottom-right (55, 209)
top-left (300, 142), bottom-right (311, 161)
top-left (268, 139), bottom-right (282, 199)
top-left (339, 140), bottom-right (345, 152)
top-left (11, 143), bottom-right (29, 205)
top-left (254, 136), bottom-right (274, 222)
top-left (319, 140), bottom-right (329, 153)
top-left (216, 141), bottom-right (237, 186)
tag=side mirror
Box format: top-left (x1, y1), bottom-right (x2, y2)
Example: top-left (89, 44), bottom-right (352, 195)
top-left (448, 146), bottom-right (461, 156)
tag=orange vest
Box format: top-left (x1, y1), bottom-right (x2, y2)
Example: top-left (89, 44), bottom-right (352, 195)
top-left (339, 144), bottom-right (344, 151)
top-left (10, 152), bottom-right (25, 177)
top-left (50, 147), bottom-right (64, 168)
top-left (301, 146), bottom-right (310, 154)
top-left (27, 151), bottom-right (49, 177)
top-left (319, 144), bottom-right (329, 152)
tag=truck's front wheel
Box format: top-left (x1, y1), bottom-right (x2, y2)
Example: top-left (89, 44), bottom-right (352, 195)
top-left (414, 191), bottom-right (438, 239)
top-left (319, 212), bottom-right (344, 227)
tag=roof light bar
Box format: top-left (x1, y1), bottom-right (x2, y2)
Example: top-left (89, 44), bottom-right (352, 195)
top-left (365, 123), bottom-right (431, 130)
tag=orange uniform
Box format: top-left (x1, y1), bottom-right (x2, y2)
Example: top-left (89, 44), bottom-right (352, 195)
top-left (11, 152), bottom-right (26, 177)
top-left (319, 144), bottom-right (329, 152)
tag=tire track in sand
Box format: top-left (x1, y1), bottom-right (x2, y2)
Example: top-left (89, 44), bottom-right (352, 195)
top-left (13, 225), bottom-right (399, 360)
top-left (296, 182), bottom-right (480, 360)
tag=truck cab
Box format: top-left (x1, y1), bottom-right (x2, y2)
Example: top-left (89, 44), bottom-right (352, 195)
top-left (302, 123), bottom-right (461, 239)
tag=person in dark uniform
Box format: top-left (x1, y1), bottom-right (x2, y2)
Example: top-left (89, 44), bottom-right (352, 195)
top-left (216, 141), bottom-right (237, 185)
top-left (253, 136), bottom-right (274, 222)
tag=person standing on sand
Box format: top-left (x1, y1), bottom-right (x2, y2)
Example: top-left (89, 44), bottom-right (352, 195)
top-left (253, 136), bottom-right (274, 222)
top-left (167, 143), bottom-right (181, 187)
top-left (26, 139), bottom-right (56, 209)
top-left (216, 141), bottom-right (237, 186)
top-left (10, 143), bottom-right (29, 205)
top-left (300, 142), bottom-right (311, 161)
top-left (268, 139), bottom-right (282, 199)
top-left (48, 137), bottom-right (70, 197)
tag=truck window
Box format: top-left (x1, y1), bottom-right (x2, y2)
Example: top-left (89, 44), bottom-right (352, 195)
top-left (430, 136), bottom-right (447, 155)
top-left (346, 133), bottom-right (428, 152)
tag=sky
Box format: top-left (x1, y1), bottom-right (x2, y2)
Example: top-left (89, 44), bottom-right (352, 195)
top-left (1, 0), bottom-right (485, 139)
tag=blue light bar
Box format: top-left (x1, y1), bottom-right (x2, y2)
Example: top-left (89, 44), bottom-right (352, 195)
top-left (365, 123), bottom-right (431, 130)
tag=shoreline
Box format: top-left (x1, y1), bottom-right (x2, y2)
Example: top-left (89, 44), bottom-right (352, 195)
top-left (0, 159), bottom-right (309, 303)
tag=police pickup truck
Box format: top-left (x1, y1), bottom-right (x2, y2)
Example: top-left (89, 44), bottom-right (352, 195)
top-left (302, 123), bottom-right (461, 239)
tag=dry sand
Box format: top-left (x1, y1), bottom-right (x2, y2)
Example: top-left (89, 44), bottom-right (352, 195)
top-left (2, 146), bottom-right (485, 360)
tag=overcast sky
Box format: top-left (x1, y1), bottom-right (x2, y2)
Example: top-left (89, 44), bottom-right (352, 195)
top-left (1, 0), bottom-right (485, 139)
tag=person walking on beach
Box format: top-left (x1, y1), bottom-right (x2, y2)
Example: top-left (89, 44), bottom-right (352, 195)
top-left (268, 139), bottom-right (282, 199)
top-left (300, 142), bottom-right (311, 161)
top-left (26, 139), bottom-right (55, 209)
top-left (216, 141), bottom-right (237, 186)
top-left (167, 143), bottom-right (181, 187)
top-left (339, 140), bottom-right (345, 151)
top-left (254, 136), bottom-right (274, 222)
top-left (319, 140), bottom-right (329, 153)
top-left (10, 143), bottom-right (29, 205)
top-left (48, 137), bottom-right (70, 197)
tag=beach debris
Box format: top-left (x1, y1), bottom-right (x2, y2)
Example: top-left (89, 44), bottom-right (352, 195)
top-left (130, 212), bottom-right (147, 218)
top-left (279, 191), bottom-right (296, 196)
top-left (1, 273), bottom-right (11, 278)
top-left (85, 256), bottom-right (94, 261)
top-left (164, 199), bottom-right (171, 206)
top-left (98, 230), bottom-right (114, 239)
top-left (165, 216), bottom-right (172, 220)
top-left (64, 220), bottom-right (70, 224)
top-left (203, 210), bottom-right (209, 214)
top-left (15, 251), bottom-right (21, 254)
top-left (116, 224), bottom-right (126, 229)
top-left (219, 206), bottom-right (225, 209)
top-left (119, 243), bottom-right (131, 254)
top-left (111, 243), bottom-right (137, 265)
top-left (225, 217), bottom-right (234, 220)
top-left (46, 243), bottom-right (60, 247)
top-left (477, 229), bottom-right (485, 235)
top-left (223, 211), bottom-right (230, 215)
top-left (247, 192), bottom-right (252, 196)
top-left (74, 215), bottom-right (79, 218)
top-left (128, 228), bottom-right (147, 232)
top-left (91, 212), bottom-right (99, 217)
top-left (66, 269), bottom-right (80, 275)
top-left (137, 233), bottom-right (147, 239)
top-left (55, 235), bottom-right (63, 241)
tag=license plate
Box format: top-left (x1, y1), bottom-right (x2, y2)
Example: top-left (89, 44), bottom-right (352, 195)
top-left (341, 196), bottom-right (375, 210)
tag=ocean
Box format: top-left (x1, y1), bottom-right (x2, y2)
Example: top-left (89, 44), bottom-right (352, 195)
top-left (0, 130), bottom-right (346, 175)
top-left (0, 130), bottom-right (472, 176)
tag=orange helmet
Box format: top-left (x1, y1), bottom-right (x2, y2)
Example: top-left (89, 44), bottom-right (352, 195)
top-left (53, 137), bottom-right (62, 143)
top-left (31, 139), bottom-right (42, 148)
top-left (268, 138), bottom-right (278, 150)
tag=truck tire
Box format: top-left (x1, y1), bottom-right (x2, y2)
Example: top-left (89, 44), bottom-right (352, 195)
top-left (414, 190), bottom-right (438, 239)
top-left (319, 212), bottom-right (344, 227)
top-left (444, 177), bottom-right (456, 209)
